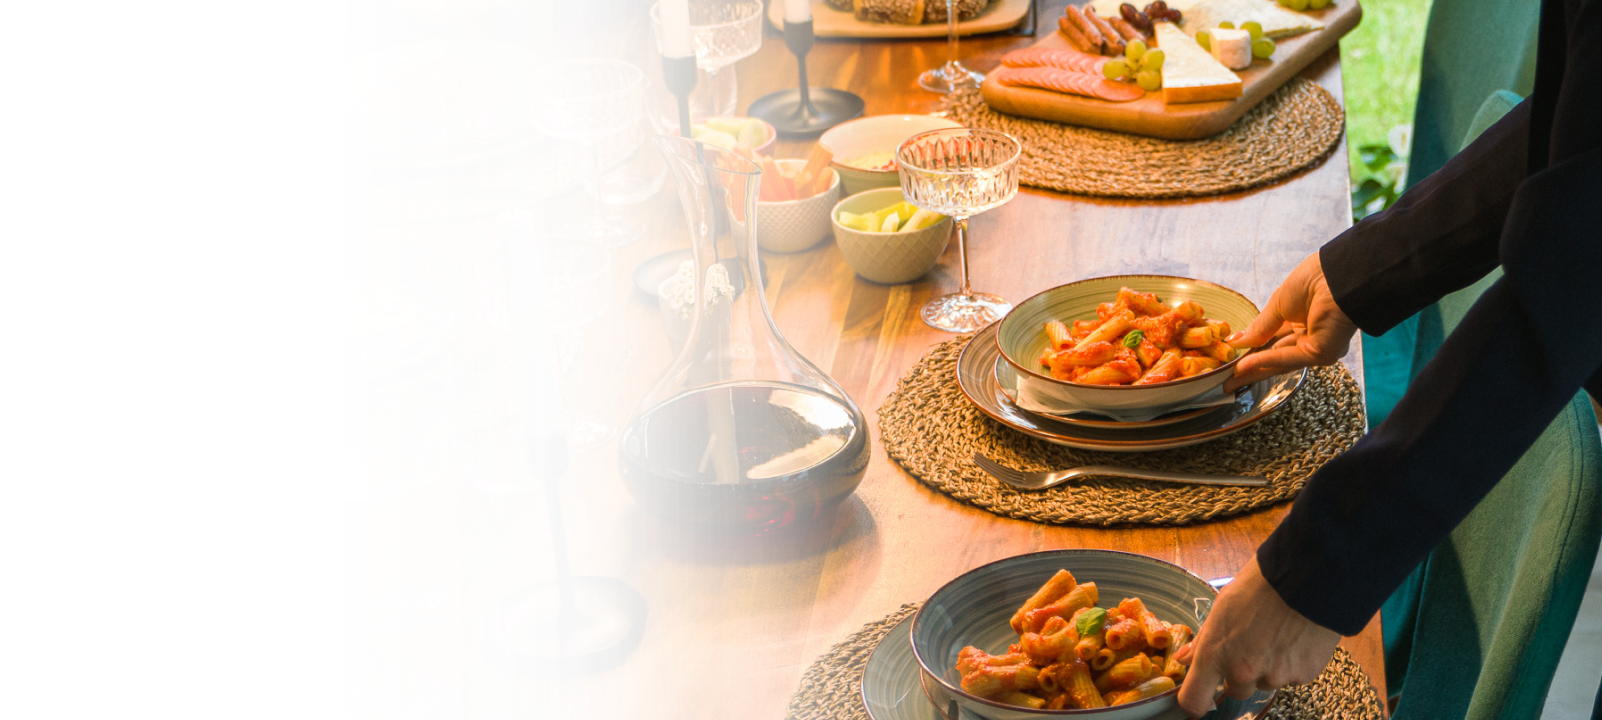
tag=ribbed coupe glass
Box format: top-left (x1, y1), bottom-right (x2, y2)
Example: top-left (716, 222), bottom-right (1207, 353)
top-left (896, 127), bottom-right (1022, 333)
top-left (533, 59), bottom-right (645, 248)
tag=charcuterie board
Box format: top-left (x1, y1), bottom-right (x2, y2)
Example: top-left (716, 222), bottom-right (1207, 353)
top-left (980, 0), bottom-right (1360, 139)
top-left (766, 0), bottom-right (1032, 38)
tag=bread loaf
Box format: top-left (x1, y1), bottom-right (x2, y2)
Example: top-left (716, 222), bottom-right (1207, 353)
top-left (851, 0), bottom-right (989, 25)
top-left (923, 0), bottom-right (990, 23)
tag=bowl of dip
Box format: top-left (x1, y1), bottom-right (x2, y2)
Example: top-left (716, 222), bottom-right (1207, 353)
top-left (339, 243), bottom-right (461, 373)
top-left (819, 114), bottom-right (964, 196)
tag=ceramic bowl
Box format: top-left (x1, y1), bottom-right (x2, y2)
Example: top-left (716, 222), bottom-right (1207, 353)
top-left (339, 243), bottom-right (461, 373)
top-left (995, 276), bottom-right (1260, 417)
top-left (758, 159), bottom-right (841, 253)
top-left (832, 187), bottom-right (952, 285)
top-left (818, 114), bottom-right (963, 196)
top-left (912, 550), bottom-right (1228, 720)
top-left (691, 116), bottom-right (776, 156)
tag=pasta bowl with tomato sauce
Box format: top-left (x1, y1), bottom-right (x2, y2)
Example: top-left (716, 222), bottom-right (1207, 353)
top-left (994, 276), bottom-right (1261, 421)
top-left (910, 550), bottom-right (1272, 720)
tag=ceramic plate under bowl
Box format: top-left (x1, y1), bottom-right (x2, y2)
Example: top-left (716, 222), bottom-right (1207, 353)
top-left (996, 276), bottom-right (1261, 418)
top-left (955, 323), bottom-right (1304, 452)
top-left (909, 550), bottom-right (1276, 720)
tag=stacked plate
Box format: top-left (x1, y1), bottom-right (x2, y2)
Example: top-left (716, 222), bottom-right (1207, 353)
top-left (955, 322), bottom-right (1305, 452)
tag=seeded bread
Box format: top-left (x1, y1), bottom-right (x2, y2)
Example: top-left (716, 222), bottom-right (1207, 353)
top-left (851, 0), bottom-right (990, 25)
top-left (923, 0), bottom-right (990, 23)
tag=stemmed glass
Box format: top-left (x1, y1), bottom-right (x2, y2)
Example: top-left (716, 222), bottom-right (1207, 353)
top-left (467, 238), bottom-right (611, 452)
top-left (533, 60), bottom-right (645, 248)
top-left (918, 0), bottom-right (985, 93)
top-left (342, 388), bottom-right (461, 628)
top-left (649, 0), bottom-right (763, 130)
top-left (896, 128), bottom-right (1022, 333)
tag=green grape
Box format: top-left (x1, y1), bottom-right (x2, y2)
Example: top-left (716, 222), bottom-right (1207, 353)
top-left (1241, 21), bottom-right (1263, 41)
top-left (1104, 58), bottom-right (1130, 80)
top-left (1218, 20), bottom-right (1234, 29)
top-left (1287, 0), bottom-right (1309, 9)
top-left (1308, 0), bottom-right (1331, 7)
top-left (1252, 38), bottom-right (1276, 58)
top-left (1125, 39), bottom-right (1147, 63)
top-left (1135, 70), bottom-right (1162, 92)
top-left (1141, 48), bottom-right (1165, 71)
top-left (1195, 30), bottom-right (1212, 50)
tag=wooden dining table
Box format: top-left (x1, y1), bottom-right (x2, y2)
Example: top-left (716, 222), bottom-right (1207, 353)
top-left (508, 2), bottom-right (1383, 717)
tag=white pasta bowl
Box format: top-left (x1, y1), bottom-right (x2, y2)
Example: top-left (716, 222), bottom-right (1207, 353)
top-left (995, 276), bottom-right (1261, 418)
top-left (912, 550), bottom-right (1257, 720)
top-left (757, 159), bottom-right (841, 254)
top-left (818, 114), bottom-right (963, 196)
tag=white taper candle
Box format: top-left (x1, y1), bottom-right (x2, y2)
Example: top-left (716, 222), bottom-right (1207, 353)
top-left (496, 208), bottom-right (567, 436)
top-left (785, 0), bottom-right (812, 23)
top-left (659, 0), bottom-right (694, 59)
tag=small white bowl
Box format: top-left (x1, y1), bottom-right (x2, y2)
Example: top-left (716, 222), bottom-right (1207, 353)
top-left (832, 187), bottom-right (952, 285)
top-left (819, 114), bottom-right (963, 196)
top-left (757, 159), bottom-right (841, 254)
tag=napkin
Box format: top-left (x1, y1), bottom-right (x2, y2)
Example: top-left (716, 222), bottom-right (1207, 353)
top-left (1014, 380), bottom-right (1239, 423)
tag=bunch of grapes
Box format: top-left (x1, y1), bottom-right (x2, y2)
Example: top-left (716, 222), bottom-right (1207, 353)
top-left (1102, 39), bottom-right (1165, 92)
top-left (1196, 20), bottom-right (1277, 59)
top-left (1276, 0), bottom-right (1331, 9)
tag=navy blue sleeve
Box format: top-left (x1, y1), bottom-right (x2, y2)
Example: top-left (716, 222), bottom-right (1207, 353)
top-left (1255, 0), bottom-right (1602, 636)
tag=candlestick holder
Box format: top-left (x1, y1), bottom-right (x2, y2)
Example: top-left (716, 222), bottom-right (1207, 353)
top-left (747, 20), bottom-right (865, 136)
top-left (499, 429), bottom-right (650, 676)
top-left (661, 54), bottom-right (698, 139)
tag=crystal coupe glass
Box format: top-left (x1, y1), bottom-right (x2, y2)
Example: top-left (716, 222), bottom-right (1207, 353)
top-left (533, 59), bottom-right (645, 248)
top-left (896, 128), bottom-right (1022, 333)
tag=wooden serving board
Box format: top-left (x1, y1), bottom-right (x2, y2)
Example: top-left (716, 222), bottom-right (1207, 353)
top-left (766, 0), bottom-right (1032, 38)
top-left (980, 0), bottom-right (1360, 139)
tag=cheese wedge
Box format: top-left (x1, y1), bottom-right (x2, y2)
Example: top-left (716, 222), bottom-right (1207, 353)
top-left (1180, 0), bottom-right (1324, 39)
top-left (1153, 21), bottom-right (1242, 103)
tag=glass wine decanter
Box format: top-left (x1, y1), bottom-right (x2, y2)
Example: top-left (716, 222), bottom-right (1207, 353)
top-left (619, 136), bottom-right (871, 533)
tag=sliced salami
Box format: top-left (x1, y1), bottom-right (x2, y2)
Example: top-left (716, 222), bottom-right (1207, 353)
top-left (995, 66), bottom-right (1144, 104)
top-left (1091, 78), bottom-right (1147, 102)
top-left (1000, 47), bottom-right (1108, 77)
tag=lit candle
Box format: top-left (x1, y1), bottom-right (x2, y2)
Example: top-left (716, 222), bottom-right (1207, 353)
top-left (496, 205), bottom-right (567, 436)
top-left (785, 0), bottom-right (812, 23)
top-left (659, 0), bottom-right (694, 59)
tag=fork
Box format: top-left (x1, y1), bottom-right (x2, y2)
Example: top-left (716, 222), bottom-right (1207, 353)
top-left (971, 453), bottom-right (1269, 490)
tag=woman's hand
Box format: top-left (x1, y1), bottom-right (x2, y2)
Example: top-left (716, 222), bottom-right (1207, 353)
top-left (1175, 557), bottom-right (1342, 716)
top-left (1224, 253), bottom-right (1359, 392)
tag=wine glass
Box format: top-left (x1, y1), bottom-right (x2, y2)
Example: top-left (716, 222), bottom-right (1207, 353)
top-left (649, 0), bottom-right (763, 131)
top-left (342, 389), bottom-right (461, 625)
top-left (896, 128), bottom-right (1022, 333)
top-left (467, 238), bottom-right (611, 452)
top-left (918, 0), bottom-right (985, 93)
top-left (533, 60), bottom-right (645, 248)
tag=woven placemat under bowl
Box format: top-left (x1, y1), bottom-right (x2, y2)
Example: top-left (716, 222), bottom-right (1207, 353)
top-left (942, 79), bottom-right (1344, 198)
top-left (785, 603), bottom-right (1383, 720)
top-left (357, 126), bottom-right (644, 226)
top-left (878, 335), bottom-right (1365, 526)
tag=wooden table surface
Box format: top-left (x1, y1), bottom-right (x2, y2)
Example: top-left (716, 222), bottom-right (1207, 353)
top-left (503, 2), bottom-right (1382, 718)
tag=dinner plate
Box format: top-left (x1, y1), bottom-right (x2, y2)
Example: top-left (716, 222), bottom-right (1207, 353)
top-left (956, 323), bottom-right (1306, 452)
top-left (344, 293), bottom-right (467, 392)
top-left (632, 249), bottom-right (768, 300)
top-left (860, 613), bottom-right (1277, 720)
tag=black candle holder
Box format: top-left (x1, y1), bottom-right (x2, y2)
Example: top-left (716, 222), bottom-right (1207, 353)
top-left (661, 54), bottom-right (699, 139)
top-left (748, 20), bottom-right (865, 136)
top-left (499, 429), bottom-right (650, 676)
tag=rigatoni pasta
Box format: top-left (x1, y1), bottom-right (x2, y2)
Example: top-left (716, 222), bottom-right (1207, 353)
top-left (953, 569), bottom-right (1197, 710)
top-left (1038, 287), bottom-right (1240, 386)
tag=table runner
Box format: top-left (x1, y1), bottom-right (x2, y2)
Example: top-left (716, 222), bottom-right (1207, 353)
top-left (943, 78), bottom-right (1344, 199)
top-left (785, 603), bottom-right (1384, 720)
top-left (878, 335), bottom-right (1366, 526)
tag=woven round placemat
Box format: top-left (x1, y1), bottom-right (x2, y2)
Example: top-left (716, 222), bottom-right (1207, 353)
top-left (878, 335), bottom-right (1365, 526)
top-left (944, 78), bottom-right (1344, 198)
top-left (785, 603), bottom-right (1384, 720)
top-left (358, 124), bottom-right (644, 224)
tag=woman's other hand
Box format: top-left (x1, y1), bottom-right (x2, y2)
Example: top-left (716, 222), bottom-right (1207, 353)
top-left (1224, 252), bottom-right (1359, 392)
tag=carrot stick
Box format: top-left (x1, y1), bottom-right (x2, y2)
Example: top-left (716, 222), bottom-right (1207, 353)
top-left (800, 143), bottom-right (833, 185)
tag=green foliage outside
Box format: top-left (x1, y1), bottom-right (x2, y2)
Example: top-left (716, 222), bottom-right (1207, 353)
top-left (1342, 0), bottom-right (1431, 219)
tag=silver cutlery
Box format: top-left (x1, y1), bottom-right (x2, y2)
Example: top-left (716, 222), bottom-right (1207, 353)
top-left (970, 453), bottom-right (1269, 490)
